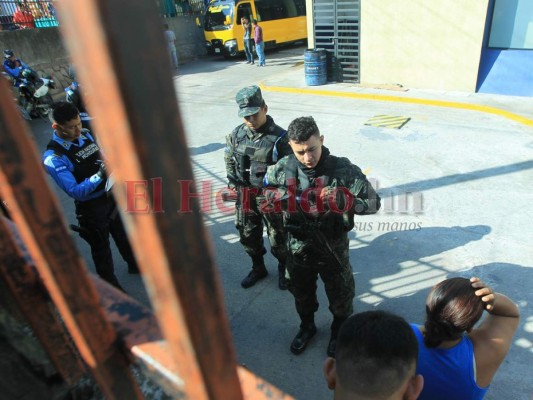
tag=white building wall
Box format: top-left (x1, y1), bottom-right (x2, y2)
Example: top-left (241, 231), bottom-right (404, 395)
top-left (360, 0), bottom-right (489, 92)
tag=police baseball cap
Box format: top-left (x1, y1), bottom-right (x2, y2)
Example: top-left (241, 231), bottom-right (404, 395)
top-left (236, 85), bottom-right (264, 117)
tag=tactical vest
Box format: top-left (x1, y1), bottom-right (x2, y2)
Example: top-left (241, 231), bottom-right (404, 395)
top-left (233, 124), bottom-right (286, 188)
top-left (284, 155), bottom-right (354, 238)
top-left (46, 132), bottom-right (106, 192)
top-left (285, 154), bottom-right (336, 191)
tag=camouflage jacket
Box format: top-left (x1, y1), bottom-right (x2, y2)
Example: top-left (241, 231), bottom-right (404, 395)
top-left (264, 150), bottom-right (380, 215)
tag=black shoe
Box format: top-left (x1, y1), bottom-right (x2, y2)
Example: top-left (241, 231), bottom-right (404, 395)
top-left (241, 266), bottom-right (268, 288)
top-left (290, 324), bottom-right (317, 355)
top-left (327, 336), bottom-right (337, 358)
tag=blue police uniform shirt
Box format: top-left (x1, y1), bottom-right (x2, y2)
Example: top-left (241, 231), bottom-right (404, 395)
top-left (42, 131), bottom-right (105, 202)
top-left (3, 58), bottom-right (28, 79)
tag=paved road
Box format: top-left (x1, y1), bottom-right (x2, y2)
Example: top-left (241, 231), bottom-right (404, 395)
top-left (31, 45), bottom-right (533, 399)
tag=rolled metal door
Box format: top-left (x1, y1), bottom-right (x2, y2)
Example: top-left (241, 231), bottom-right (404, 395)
top-left (312, 0), bottom-right (360, 83)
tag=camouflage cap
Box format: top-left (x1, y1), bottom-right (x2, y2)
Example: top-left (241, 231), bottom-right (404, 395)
top-left (235, 85), bottom-right (263, 117)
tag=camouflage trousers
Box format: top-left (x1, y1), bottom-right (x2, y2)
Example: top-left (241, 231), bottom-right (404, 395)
top-left (235, 199), bottom-right (287, 264)
top-left (286, 233), bottom-right (355, 319)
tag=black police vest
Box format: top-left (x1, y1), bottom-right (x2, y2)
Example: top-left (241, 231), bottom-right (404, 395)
top-left (233, 124), bottom-right (286, 187)
top-left (46, 132), bottom-right (106, 192)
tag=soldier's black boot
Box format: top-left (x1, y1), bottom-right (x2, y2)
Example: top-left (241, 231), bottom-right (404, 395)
top-left (241, 255), bottom-right (268, 288)
top-left (290, 314), bottom-right (316, 355)
top-left (278, 263), bottom-right (288, 290)
top-left (327, 316), bottom-right (347, 358)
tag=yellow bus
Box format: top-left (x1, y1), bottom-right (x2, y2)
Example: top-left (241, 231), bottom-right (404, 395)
top-left (197, 0), bottom-right (307, 58)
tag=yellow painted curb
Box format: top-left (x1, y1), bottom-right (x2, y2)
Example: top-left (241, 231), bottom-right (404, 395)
top-left (258, 83), bottom-right (533, 128)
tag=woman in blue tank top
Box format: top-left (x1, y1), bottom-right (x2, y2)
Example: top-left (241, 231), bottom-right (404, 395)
top-left (412, 277), bottom-right (519, 400)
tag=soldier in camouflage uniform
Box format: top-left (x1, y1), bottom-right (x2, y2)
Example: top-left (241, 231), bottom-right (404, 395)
top-left (224, 85), bottom-right (292, 289)
top-left (264, 116), bottom-right (381, 356)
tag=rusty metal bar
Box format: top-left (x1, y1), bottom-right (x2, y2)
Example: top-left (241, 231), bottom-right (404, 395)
top-left (55, 1), bottom-right (243, 398)
top-left (0, 78), bottom-right (143, 399)
top-left (92, 277), bottom-right (187, 398)
top-left (0, 216), bottom-right (86, 385)
top-left (94, 276), bottom-right (294, 400)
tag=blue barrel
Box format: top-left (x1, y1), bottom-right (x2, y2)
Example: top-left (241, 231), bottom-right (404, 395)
top-left (304, 49), bottom-right (327, 86)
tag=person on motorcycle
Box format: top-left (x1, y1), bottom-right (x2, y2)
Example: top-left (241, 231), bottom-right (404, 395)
top-left (3, 49), bottom-right (29, 81)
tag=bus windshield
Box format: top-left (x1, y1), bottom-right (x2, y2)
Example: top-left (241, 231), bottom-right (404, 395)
top-left (204, 2), bottom-right (235, 31)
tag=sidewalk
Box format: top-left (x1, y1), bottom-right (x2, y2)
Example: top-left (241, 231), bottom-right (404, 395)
top-left (258, 55), bottom-right (533, 124)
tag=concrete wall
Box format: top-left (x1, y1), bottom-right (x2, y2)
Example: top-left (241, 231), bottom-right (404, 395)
top-left (0, 17), bottom-right (206, 95)
top-left (360, 0), bottom-right (489, 92)
top-left (0, 27), bottom-right (71, 98)
top-left (165, 16), bottom-right (207, 62)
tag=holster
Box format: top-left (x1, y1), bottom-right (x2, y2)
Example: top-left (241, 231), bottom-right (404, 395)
top-left (69, 222), bottom-right (106, 247)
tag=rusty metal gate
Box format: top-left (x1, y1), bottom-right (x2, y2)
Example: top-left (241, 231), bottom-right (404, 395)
top-left (313, 0), bottom-right (360, 83)
top-left (0, 0), bottom-right (292, 399)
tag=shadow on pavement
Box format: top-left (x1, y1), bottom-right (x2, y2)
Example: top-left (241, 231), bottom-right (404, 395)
top-left (353, 225), bottom-right (491, 292)
top-left (379, 160), bottom-right (533, 196)
top-left (189, 142), bottom-right (225, 155)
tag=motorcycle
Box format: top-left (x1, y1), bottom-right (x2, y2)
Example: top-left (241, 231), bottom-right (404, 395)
top-left (1, 71), bottom-right (31, 120)
top-left (16, 68), bottom-right (56, 120)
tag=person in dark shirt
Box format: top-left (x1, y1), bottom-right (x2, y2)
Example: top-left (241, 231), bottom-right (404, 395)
top-left (324, 310), bottom-right (424, 400)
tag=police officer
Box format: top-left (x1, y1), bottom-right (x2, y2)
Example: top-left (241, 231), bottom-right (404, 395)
top-left (264, 116), bottom-right (381, 356)
top-left (3, 49), bottom-right (29, 82)
top-left (42, 102), bottom-right (139, 290)
top-left (224, 85), bottom-right (292, 289)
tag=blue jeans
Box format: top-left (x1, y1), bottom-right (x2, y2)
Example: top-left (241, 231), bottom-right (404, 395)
top-left (256, 42), bottom-right (265, 66)
top-left (244, 39), bottom-right (254, 63)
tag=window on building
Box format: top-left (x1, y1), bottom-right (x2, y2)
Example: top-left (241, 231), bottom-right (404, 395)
top-left (489, 0), bottom-right (533, 49)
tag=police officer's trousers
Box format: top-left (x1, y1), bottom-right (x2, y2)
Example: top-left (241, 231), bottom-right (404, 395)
top-left (75, 195), bottom-right (138, 287)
